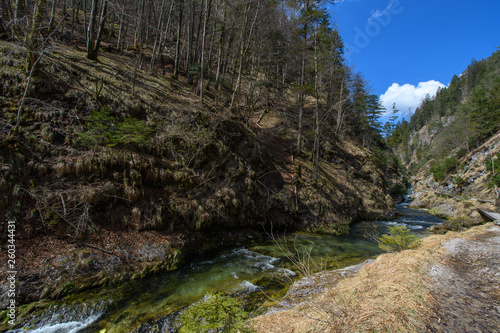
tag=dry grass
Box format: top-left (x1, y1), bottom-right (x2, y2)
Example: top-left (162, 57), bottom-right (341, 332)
top-left (251, 223), bottom-right (495, 333)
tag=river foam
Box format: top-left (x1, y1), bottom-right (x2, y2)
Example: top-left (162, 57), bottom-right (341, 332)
top-left (9, 313), bottom-right (101, 333)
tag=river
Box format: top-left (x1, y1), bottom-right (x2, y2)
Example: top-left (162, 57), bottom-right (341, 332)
top-left (8, 205), bottom-right (443, 333)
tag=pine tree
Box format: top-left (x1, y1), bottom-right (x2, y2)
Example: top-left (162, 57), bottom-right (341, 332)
top-left (389, 103), bottom-right (398, 131)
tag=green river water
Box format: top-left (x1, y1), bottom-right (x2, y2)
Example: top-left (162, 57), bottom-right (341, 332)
top-left (8, 205), bottom-right (443, 333)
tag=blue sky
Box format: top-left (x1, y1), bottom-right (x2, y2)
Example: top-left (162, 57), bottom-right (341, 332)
top-left (327, 0), bottom-right (500, 122)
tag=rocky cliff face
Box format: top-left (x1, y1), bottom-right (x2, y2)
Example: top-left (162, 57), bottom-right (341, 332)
top-left (409, 131), bottom-right (500, 219)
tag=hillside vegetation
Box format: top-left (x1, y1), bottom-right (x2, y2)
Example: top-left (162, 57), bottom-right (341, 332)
top-left (0, 0), bottom-right (402, 306)
top-left (391, 49), bottom-right (500, 167)
top-left (388, 48), bottom-right (500, 219)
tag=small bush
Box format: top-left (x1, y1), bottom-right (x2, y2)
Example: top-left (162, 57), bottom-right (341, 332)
top-left (448, 217), bottom-right (473, 231)
top-left (488, 174), bottom-right (500, 188)
top-left (455, 175), bottom-right (466, 189)
top-left (443, 156), bottom-right (457, 173)
top-left (179, 293), bottom-right (254, 333)
top-left (377, 225), bottom-right (422, 252)
top-left (456, 147), bottom-right (467, 159)
top-left (432, 170), bottom-right (445, 182)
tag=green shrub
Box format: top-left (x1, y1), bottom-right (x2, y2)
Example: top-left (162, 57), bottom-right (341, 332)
top-left (377, 225), bottom-right (422, 252)
top-left (430, 156), bottom-right (458, 182)
top-left (448, 217), bottom-right (473, 231)
top-left (485, 152), bottom-right (500, 172)
top-left (488, 174), bottom-right (500, 188)
top-left (431, 169), bottom-right (445, 182)
top-left (443, 156), bottom-right (457, 173)
top-left (454, 176), bottom-right (466, 189)
top-left (179, 293), bottom-right (254, 333)
top-left (456, 147), bottom-right (467, 159)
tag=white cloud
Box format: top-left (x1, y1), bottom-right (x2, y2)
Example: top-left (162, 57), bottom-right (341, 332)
top-left (379, 80), bottom-right (446, 122)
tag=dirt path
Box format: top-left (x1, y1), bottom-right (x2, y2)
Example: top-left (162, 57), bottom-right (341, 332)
top-left (428, 225), bottom-right (500, 332)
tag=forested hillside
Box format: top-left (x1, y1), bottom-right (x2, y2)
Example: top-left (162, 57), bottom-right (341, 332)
top-left (390, 49), bottom-right (500, 170)
top-left (0, 0), bottom-right (402, 305)
top-left (388, 48), bottom-right (500, 216)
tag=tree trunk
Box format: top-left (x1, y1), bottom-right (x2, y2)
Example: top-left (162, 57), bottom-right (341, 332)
top-left (48, 0), bottom-right (56, 31)
top-left (14, 0), bottom-right (24, 20)
top-left (214, 0), bottom-right (226, 87)
top-left (93, 0), bottom-right (106, 54)
top-left (82, 0), bottom-right (87, 42)
top-left (61, 0), bottom-right (66, 17)
top-left (186, 0), bottom-right (195, 71)
top-left (199, 0), bottom-right (212, 102)
top-left (13, 0), bottom-right (26, 36)
top-left (335, 80), bottom-right (345, 135)
top-left (151, 0), bottom-right (167, 74)
top-left (199, 0), bottom-right (206, 101)
top-left (206, 0), bottom-right (218, 71)
top-left (116, 6), bottom-right (124, 49)
top-left (139, 0), bottom-right (145, 47)
top-left (194, 0), bottom-right (203, 66)
top-left (60, 0), bottom-right (66, 33)
top-left (296, 55), bottom-right (305, 155)
top-left (26, 0), bottom-right (47, 72)
top-left (86, 0), bottom-right (98, 59)
top-left (134, 0), bottom-right (145, 49)
top-left (70, 0), bottom-right (76, 39)
top-left (17, 47), bottom-right (46, 133)
top-left (75, 0), bottom-right (79, 23)
top-left (173, 0), bottom-right (183, 77)
top-left (164, 0), bottom-right (174, 37)
top-left (312, 24), bottom-right (320, 185)
top-left (0, 0), bottom-right (12, 39)
top-left (230, 0), bottom-right (259, 109)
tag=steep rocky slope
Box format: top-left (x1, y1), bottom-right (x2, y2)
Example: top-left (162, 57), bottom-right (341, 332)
top-left (409, 125), bottom-right (499, 220)
top-left (391, 50), bottom-right (500, 221)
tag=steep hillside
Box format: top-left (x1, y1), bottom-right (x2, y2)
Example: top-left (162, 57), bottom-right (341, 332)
top-left (410, 131), bottom-right (499, 220)
top-left (0, 38), bottom-right (399, 306)
top-left (389, 49), bottom-right (500, 218)
top-left (392, 49), bottom-right (500, 168)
